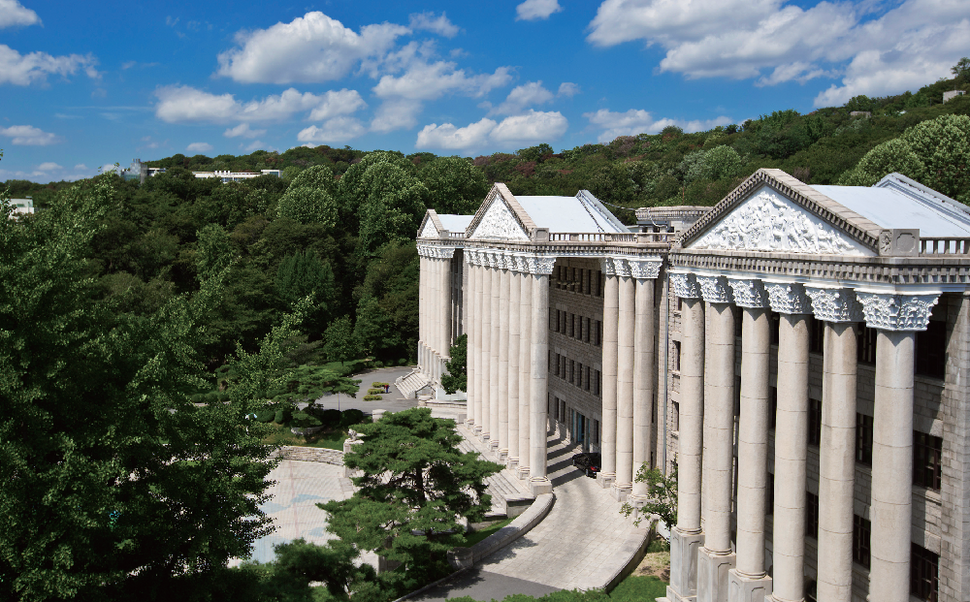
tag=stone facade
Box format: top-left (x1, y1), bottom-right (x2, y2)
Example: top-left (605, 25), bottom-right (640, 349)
top-left (416, 171), bottom-right (970, 602)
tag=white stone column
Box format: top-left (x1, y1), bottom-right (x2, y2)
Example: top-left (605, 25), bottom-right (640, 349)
top-left (765, 283), bottom-right (812, 602)
top-left (418, 251), bottom-right (427, 370)
top-left (518, 265), bottom-right (533, 481)
top-left (806, 286), bottom-right (861, 602)
top-left (857, 293), bottom-right (939, 602)
top-left (442, 254), bottom-right (453, 358)
top-left (489, 262), bottom-right (501, 451)
top-left (430, 255), bottom-right (439, 379)
top-left (508, 266), bottom-right (521, 469)
top-left (473, 258), bottom-right (485, 432)
top-left (498, 266), bottom-right (511, 459)
top-left (630, 262), bottom-right (658, 505)
top-left (727, 278), bottom-right (772, 602)
top-left (613, 268), bottom-right (636, 500)
top-left (697, 275), bottom-right (736, 602)
top-left (599, 261), bottom-right (620, 488)
top-left (465, 255), bottom-right (477, 427)
top-left (480, 262), bottom-right (492, 441)
top-left (665, 273), bottom-right (705, 602)
top-left (530, 257), bottom-right (554, 495)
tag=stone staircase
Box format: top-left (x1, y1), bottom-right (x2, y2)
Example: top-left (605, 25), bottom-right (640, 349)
top-left (395, 368), bottom-right (432, 399)
top-left (456, 424), bottom-right (536, 518)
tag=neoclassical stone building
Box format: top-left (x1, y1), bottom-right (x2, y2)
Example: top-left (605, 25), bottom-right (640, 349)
top-left (411, 169), bottom-right (970, 602)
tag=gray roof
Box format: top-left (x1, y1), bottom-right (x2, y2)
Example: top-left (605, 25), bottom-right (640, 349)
top-left (516, 193), bottom-right (627, 234)
top-left (438, 214), bottom-right (473, 232)
top-left (813, 182), bottom-right (970, 237)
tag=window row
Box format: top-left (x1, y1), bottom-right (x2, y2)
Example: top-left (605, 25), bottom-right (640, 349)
top-left (552, 266), bottom-right (604, 297)
top-left (551, 309), bottom-right (602, 346)
top-left (551, 352), bottom-right (601, 397)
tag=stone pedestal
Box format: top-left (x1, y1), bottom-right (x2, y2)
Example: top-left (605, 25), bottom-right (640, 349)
top-left (697, 548), bottom-right (736, 602)
top-left (530, 476), bottom-right (553, 495)
top-left (610, 482), bottom-right (631, 501)
top-left (727, 570), bottom-right (771, 602)
top-left (596, 471), bottom-right (615, 488)
top-left (669, 529), bottom-right (704, 600)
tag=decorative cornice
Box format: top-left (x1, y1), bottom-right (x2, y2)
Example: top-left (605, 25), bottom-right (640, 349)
top-left (856, 292), bottom-right (940, 331)
top-left (697, 275), bottom-right (733, 304)
top-left (765, 282), bottom-right (813, 315)
top-left (670, 273), bottom-right (701, 299)
top-left (416, 244), bottom-right (456, 259)
top-left (728, 278), bottom-right (769, 309)
top-left (805, 286), bottom-right (864, 323)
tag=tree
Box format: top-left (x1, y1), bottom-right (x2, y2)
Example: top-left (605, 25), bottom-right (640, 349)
top-left (355, 162), bottom-right (429, 258)
top-left (323, 315), bottom-right (358, 365)
top-left (0, 172), bottom-right (294, 600)
top-left (275, 165), bottom-right (338, 227)
top-left (441, 334), bottom-right (467, 394)
top-left (620, 465), bottom-right (677, 529)
top-left (952, 57), bottom-right (970, 79)
top-left (275, 249), bottom-right (338, 334)
top-left (418, 156), bottom-right (489, 215)
top-left (319, 408), bottom-right (501, 591)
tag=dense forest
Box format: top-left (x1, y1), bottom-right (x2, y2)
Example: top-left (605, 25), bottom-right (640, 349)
top-left (4, 70), bottom-right (970, 371)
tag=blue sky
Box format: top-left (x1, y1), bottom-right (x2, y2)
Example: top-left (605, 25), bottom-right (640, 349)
top-left (1, 0), bottom-right (968, 183)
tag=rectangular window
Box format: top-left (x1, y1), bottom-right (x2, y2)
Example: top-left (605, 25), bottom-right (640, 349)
top-left (592, 419), bottom-right (600, 445)
top-left (672, 401), bottom-right (680, 432)
top-left (673, 340), bottom-right (682, 372)
top-left (806, 491), bottom-right (819, 539)
top-left (858, 325), bottom-right (877, 364)
top-left (577, 316), bottom-right (583, 341)
top-left (809, 316), bottom-right (824, 354)
top-left (554, 353), bottom-right (560, 377)
top-left (914, 431), bottom-right (943, 490)
top-left (853, 515), bottom-right (871, 569)
top-left (770, 312), bottom-right (780, 345)
top-left (916, 319), bottom-right (947, 378)
top-left (584, 269), bottom-right (591, 295)
top-left (911, 543), bottom-right (939, 602)
top-left (594, 370), bottom-right (601, 396)
top-left (585, 317), bottom-right (591, 343)
top-left (585, 366), bottom-right (591, 392)
top-left (856, 413), bottom-right (873, 465)
top-left (569, 359), bottom-right (575, 384)
top-left (677, 296), bottom-right (683, 312)
top-left (766, 472), bottom-right (774, 516)
top-left (577, 363), bottom-right (583, 389)
top-left (808, 398), bottom-right (822, 446)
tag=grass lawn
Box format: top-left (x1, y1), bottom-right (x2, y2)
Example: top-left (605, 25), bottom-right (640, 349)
top-left (462, 517), bottom-right (514, 547)
top-left (262, 423), bottom-right (347, 450)
top-left (608, 575), bottom-right (668, 601)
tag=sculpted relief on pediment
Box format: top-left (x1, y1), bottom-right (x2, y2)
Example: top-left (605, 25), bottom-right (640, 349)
top-left (690, 188), bottom-right (872, 256)
top-left (419, 218), bottom-right (439, 239)
top-left (469, 198), bottom-right (529, 241)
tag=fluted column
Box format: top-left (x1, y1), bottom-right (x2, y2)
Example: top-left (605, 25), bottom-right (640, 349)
top-left (473, 260), bottom-right (485, 431)
top-left (665, 273), bottom-right (705, 602)
top-left (765, 283), bottom-right (812, 602)
top-left (613, 269), bottom-right (636, 500)
top-left (479, 263), bottom-right (492, 441)
top-left (806, 286), bottom-right (861, 602)
top-left (530, 258), bottom-right (554, 495)
top-left (857, 293), bottom-right (939, 602)
top-left (508, 267), bottom-right (521, 469)
top-left (630, 264), bottom-right (657, 505)
top-left (599, 262), bottom-right (620, 488)
top-left (489, 263), bottom-right (500, 449)
top-left (430, 256), bottom-right (439, 380)
top-left (442, 255), bottom-right (452, 358)
top-left (517, 266), bottom-right (533, 481)
top-left (498, 267), bottom-right (511, 459)
top-left (728, 278), bottom-right (772, 602)
top-left (697, 274), bottom-right (736, 602)
top-left (465, 256), bottom-right (477, 427)
top-left (418, 253), bottom-right (427, 370)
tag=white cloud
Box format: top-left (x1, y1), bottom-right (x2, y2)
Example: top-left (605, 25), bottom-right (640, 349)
top-left (417, 110), bottom-right (568, 150)
top-left (217, 12), bottom-right (408, 84)
top-left (74, 163), bottom-right (88, 170)
top-left (224, 123), bottom-right (267, 139)
top-left (0, 125), bottom-right (60, 145)
top-left (0, 0), bottom-right (40, 28)
top-left (243, 140), bottom-right (265, 152)
top-left (491, 81), bottom-right (554, 115)
top-left (154, 85), bottom-right (366, 124)
top-left (373, 61), bottom-right (512, 101)
top-left (187, 142), bottom-right (213, 153)
top-left (409, 12), bottom-right (459, 38)
top-left (516, 0), bottom-right (563, 21)
top-left (586, 0), bottom-right (970, 103)
top-left (36, 162), bottom-right (62, 171)
top-left (558, 82), bottom-right (580, 97)
top-left (0, 44), bottom-right (98, 86)
top-left (584, 108), bottom-right (732, 142)
top-left (370, 99), bottom-right (423, 133)
top-left (298, 117), bottom-right (368, 144)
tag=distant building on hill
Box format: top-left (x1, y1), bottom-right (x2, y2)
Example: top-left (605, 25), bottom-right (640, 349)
top-left (8, 198), bottom-right (34, 217)
top-left (124, 159), bottom-right (280, 184)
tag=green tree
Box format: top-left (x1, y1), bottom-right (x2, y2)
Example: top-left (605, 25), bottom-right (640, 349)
top-left (276, 165), bottom-right (338, 227)
top-left (418, 156), bottom-right (489, 215)
top-left (275, 250), bottom-right (338, 334)
top-left (356, 162), bottom-right (429, 258)
top-left (441, 334), bottom-right (467, 394)
top-left (952, 57), bottom-right (970, 79)
top-left (0, 173), bottom-right (297, 600)
top-left (320, 408), bottom-right (501, 592)
top-left (620, 465), bottom-right (677, 529)
top-left (323, 315), bottom-right (358, 365)
top-left (196, 223), bottom-right (235, 281)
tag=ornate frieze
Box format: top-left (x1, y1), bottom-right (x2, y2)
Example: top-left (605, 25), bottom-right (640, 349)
top-left (805, 286), bottom-right (864, 323)
top-left (468, 197), bottom-right (530, 241)
top-left (765, 282), bottom-right (813, 315)
top-left (856, 292), bottom-right (940, 331)
top-left (697, 275), bottom-right (733, 304)
top-left (416, 244), bottom-right (456, 259)
top-left (727, 278), bottom-right (769, 309)
top-left (670, 273), bottom-right (701, 299)
top-left (690, 187), bottom-right (871, 256)
top-left (628, 258), bottom-right (663, 280)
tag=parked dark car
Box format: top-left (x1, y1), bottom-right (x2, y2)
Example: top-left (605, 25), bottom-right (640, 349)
top-left (572, 452), bottom-right (602, 478)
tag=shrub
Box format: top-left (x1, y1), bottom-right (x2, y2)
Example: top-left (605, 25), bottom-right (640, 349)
top-left (255, 409), bottom-right (276, 423)
top-left (341, 409), bottom-right (366, 428)
top-left (363, 395), bottom-right (382, 401)
top-left (367, 388), bottom-right (383, 395)
top-left (320, 408), bottom-right (343, 428)
top-left (274, 408), bottom-right (292, 424)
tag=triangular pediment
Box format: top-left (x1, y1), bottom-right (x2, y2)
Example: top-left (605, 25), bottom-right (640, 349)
top-left (418, 214), bottom-right (439, 238)
top-left (466, 184), bottom-right (534, 241)
top-left (680, 169), bottom-right (880, 256)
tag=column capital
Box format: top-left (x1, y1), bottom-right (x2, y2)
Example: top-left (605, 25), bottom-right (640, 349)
top-left (728, 278), bottom-right (769, 309)
top-left (856, 291), bottom-right (940, 331)
top-left (805, 286), bottom-right (863, 323)
top-left (601, 256), bottom-right (621, 277)
top-left (524, 254), bottom-right (556, 275)
top-left (697, 274), bottom-right (734, 305)
top-left (629, 257), bottom-right (662, 280)
top-left (417, 244), bottom-right (456, 259)
top-left (670, 272), bottom-right (702, 299)
top-left (765, 281), bottom-right (812, 315)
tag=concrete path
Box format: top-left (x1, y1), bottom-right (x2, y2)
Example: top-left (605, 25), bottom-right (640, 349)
top-left (311, 365), bottom-right (421, 414)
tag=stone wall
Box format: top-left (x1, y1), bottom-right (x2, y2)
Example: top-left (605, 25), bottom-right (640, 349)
top-left (274, 446), bottom-right (345, 465)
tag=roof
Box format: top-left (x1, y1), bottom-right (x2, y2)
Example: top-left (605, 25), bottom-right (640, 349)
top-left (516, 192), bottom-right (627, 234)
top-left (438, 214), bottom-right (473, 232)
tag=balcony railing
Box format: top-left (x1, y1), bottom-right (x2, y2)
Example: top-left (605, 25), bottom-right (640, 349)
top-left (920, 237), bottom-right (970, 255)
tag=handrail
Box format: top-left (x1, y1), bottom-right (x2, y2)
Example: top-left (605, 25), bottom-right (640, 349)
top-left (920, 237), bottom-right (970, 255)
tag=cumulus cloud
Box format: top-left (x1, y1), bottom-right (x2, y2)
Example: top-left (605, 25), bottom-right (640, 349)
top-left (491, 81), bottom-right (554, 115)
top-left (409, 12), bottom-right (459, 37)
top-left (187, 142), bottom-right (213, 153)
top-left (558, 82), bottom-right (580, 97)
top-left (224, 123), bottom-right (266, 139)
top-left (0, 0), bottom-right (40, 28)
top-left (0, 44), bottom-right (98, 86)
top-left (417, 110), bottom-right (568, 150)
top-left (516, 0), bottom-right (563, 21)
top-left (0, 125), bottom-right (60, 145)
top-left (36, 162), bottom-right (62, 171)
top-left (584, 108), bottom-right (732, 142)
top-left (373, 61), bottom-right (512, 101)
top-left (217, 12), bottom-right (408, 84)
top-left (586, 0), bottom-right (970, 103)
top-left (298, 116), bottom-right (368, 144)
top-left (370, 99), bottom-right (423, 133)
top-left (155, 85), bottom-right (367, 124)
